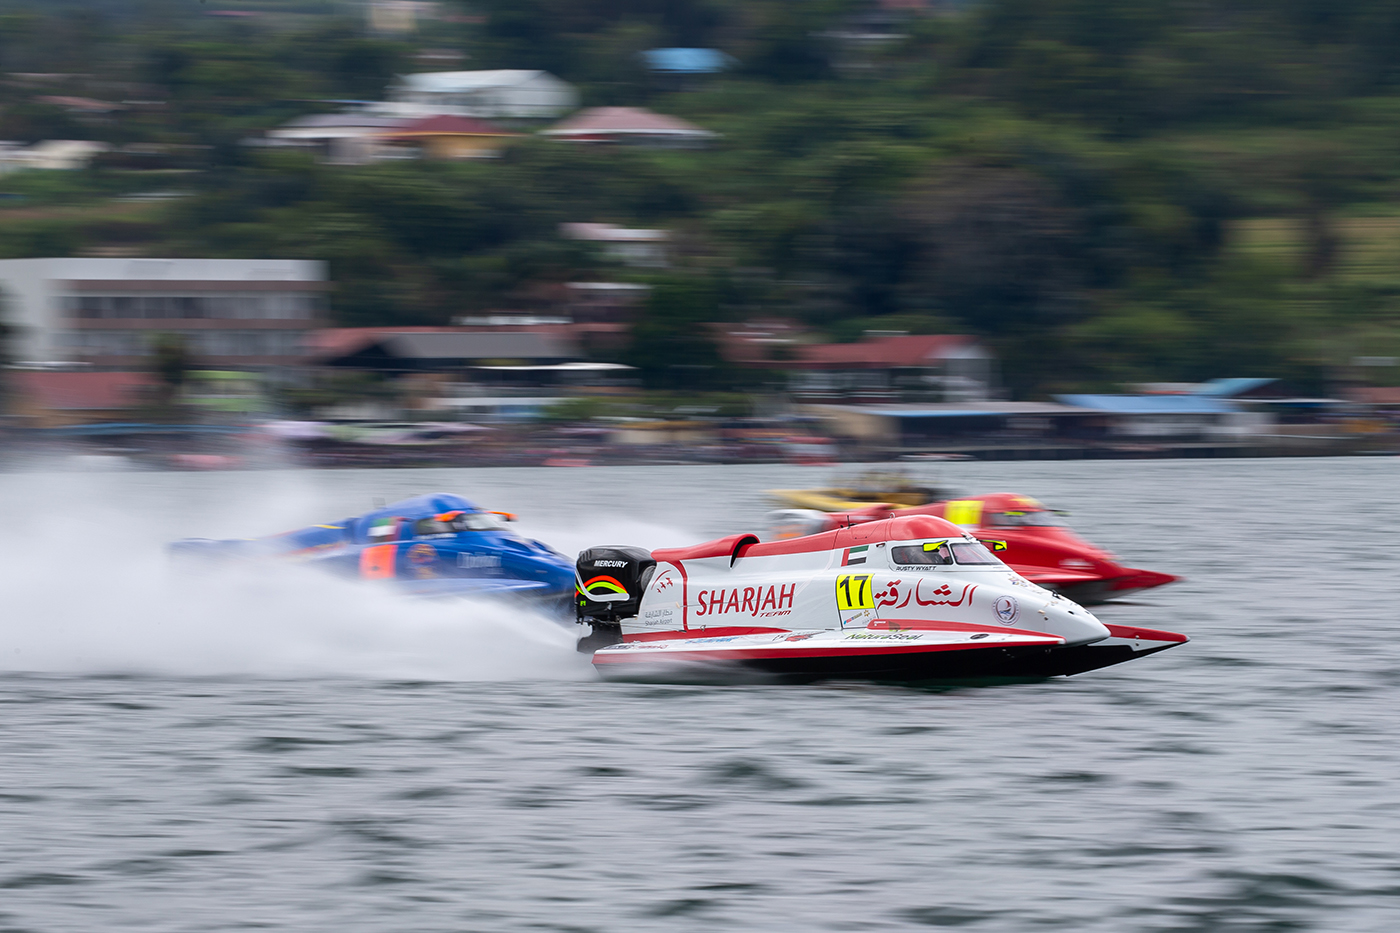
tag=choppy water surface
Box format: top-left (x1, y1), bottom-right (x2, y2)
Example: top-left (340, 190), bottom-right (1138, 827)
top-left (1, 459), bottom-right (1398, 932)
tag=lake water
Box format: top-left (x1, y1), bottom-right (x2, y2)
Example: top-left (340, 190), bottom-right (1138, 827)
top-left (1, 458), bottom-right (1397, 932)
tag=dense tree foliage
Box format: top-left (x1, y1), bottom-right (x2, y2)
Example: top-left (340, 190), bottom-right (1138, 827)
top-left (3, 0), bottom-right (1400, 394)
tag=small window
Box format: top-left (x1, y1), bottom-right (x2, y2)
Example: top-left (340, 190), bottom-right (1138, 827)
top-left (891, 542), bottom-right (952, 565)
top-left (949, 542), bottom-right (1003, 565)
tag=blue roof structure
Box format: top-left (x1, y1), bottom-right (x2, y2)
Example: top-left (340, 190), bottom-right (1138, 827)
top-left (642, 48), bottom-right (736, 74)
top-left (1194, 377), bottom-right (1277, 397)
top-left (1055, 395), bottom-right (1238, 415)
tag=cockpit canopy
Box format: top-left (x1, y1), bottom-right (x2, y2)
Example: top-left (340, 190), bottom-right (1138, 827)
top-left (890, 539), bottom-right (1005, 567)
top-left (412, 510), bottom-right (507, 537)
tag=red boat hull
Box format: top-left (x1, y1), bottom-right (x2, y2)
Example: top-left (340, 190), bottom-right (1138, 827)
top-left (835, 493), bottom-right (1180, 603)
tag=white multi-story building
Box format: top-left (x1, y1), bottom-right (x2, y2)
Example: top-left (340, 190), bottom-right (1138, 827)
top-left (387, 70), bottom-right (578, 120)
top-left (0, 258), bottom-right (327, 368)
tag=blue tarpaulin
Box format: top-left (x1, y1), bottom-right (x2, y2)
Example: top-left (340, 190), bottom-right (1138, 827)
top-left (1054, 395), bottom-right (1238, 415)
top-left (642, 48), bottom-right (735, 74)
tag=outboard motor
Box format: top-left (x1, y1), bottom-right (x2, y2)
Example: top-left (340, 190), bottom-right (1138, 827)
top-left (575, 546), bottom-right (655, 650)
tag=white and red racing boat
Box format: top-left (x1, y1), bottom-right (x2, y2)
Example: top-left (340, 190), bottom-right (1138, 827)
top-left (575, 514), bottom-right (1186, 683)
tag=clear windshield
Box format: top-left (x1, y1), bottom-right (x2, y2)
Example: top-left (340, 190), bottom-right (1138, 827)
top-left (986, 510), bottom-right (1062, 527)
top-left (949, 541), bottom-right (1004, 565)
top-left (454, 512), bottom-right (506, 532)
top-left (414, 512), bottom-right (506, 536)
top-left (891, 542), bottom-right (953, 565)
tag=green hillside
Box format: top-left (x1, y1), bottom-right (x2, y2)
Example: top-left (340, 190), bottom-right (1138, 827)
top-left (4, 0), bottom-right (1400, 395)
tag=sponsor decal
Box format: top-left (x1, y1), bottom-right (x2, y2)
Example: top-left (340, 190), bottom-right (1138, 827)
top-left (842, 545), bottom-right (869, 566)
top-left (407, 543), bottom-right (438, 579)
top-left (583, 575), bottom-right (629, 599)
top-left (785, 632), bottom-right (816, 642)
top-left (914, 580), bottom-right (976, 607)
top-left (695, 584), bottom-right (796, 619)
top-left (641, 607), bottom-right (675, 627)
top-left (874, 579), bottom-right (978, 610)
top-left (359, 543), bottom-right (396, 580)
top-left (994, 595), bottom-right (1019, 624)
top-left (594, 560), bottom-right (629, 568)
top-left (836, 573), bottom-right (874, 610)
top-left (846, 631), bottom-right (924, 641)
top-left (458, 552), bottom-right (503, 572)
top-left (651, 569), bottom-right (676, 592)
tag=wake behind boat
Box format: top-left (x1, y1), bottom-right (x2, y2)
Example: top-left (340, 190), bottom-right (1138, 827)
top-left (575, 514), bottom-right (1186, 683)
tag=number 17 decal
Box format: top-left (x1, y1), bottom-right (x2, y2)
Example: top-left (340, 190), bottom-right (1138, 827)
top-left (836, 573), bottom-right (873, 610)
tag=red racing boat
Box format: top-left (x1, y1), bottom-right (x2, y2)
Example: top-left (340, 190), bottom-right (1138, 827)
top-left (766, 492), bottom-right (1178, 604)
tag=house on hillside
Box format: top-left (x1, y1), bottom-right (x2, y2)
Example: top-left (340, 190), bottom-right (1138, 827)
top-left (560, 223), bottom-right (669, 268)
top-left (790, 333), bottom-right (996, 403)
top-left (388, 70), bottom-right (578, 120)
top-left (376, 114), bottom-right (520, 159)
top-left (265, 112), bottom-right (407, 164)
top-left (712, 324), bottom-right (996, 402)
top-left (0, 140), bottom-right (109, 173)
top-left (541, 107), bottom-right (716, 147)
top-left (368, 0), bottom-right (438, 35)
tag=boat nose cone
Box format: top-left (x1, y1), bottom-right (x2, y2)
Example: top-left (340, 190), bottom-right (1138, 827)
top-left (1036, 600), bottom-right (1109, 646)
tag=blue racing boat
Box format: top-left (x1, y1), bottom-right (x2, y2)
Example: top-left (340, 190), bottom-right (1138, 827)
top-left (170, 493), bottom-right (575, 610)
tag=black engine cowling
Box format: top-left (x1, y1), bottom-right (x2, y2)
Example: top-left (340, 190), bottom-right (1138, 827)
top-left (575, 546), bottom-right (655, 624)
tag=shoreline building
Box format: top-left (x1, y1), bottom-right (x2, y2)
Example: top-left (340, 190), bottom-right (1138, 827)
top-left (388, 70), bottom-right (578, 120)
top-left (0, 258), bottom-right (328, 370)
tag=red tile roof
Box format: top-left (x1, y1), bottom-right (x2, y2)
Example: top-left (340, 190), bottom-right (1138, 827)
top-left (543, 106), bottom-right (713, 137)
top-left (1350, 386), bottom-right (1400, 404)
top-left (11, 371), bottom-right (152, 410)
top-left (795, 334), bottom-right (981, 369)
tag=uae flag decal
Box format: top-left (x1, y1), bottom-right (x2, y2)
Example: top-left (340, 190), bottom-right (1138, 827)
top-left (843, 545), bottom-right (868, 566)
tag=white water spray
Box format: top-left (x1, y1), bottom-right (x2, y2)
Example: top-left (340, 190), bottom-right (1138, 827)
top-left (0, 467), bottom-right (696, 680)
